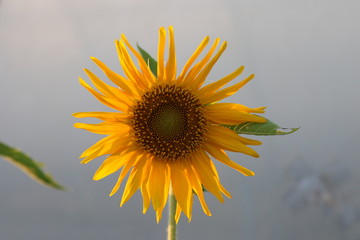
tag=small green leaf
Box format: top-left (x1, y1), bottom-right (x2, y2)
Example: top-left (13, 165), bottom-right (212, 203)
top-left (223, 118), bottom-right (299, 136)
top-left (0, 142), bottom-right (64, 190)
top-left (137, 44), bottom-right (157, 77)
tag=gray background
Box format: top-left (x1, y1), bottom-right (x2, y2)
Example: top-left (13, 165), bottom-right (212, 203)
top-left (1, 0), bottom-right (360, 239)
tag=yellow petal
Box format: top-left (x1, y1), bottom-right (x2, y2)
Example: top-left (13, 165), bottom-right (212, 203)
top-left (201, 74), bottom-right (255, 105)
top-left (120, 35), bottom-right (156, 85)
top-left (175, 202), bottom-right (182, 223)
top-left (190, 150), bottom-right (224, 203)
top-left (157, 27), bottom-right (166, 83)
top-left (109, 152), bottom-right (139, 196)
top-left (185, 163), bottom-right (212, 216)
top-left (178, 36), bottom-right (209, 83)
top-left (93, 151), bottom-right (134, 181)
top-left (205, 154), bottom-right (232, 199)
top-left (205, 103), bottom-right (266, 125)
top-left (165, 26), bottom-right (176, 83)
top-left (182, 38), bottom-right (220, 88)
top-left (72, 112), bottom-right (130, 122)
top-left (205, 143), bottom-right (255, 176)
top-left (191, 42), bottom-right (227, 90)
top-left (140, 157), bottom-right (153, 213)
top-left (79, 135), bottom-right (131, 163)
top-left (84, 68), bottom-right (130, 106)
top-left (78, 77), bottom-right (127, 111)
top-left (206, 125), bottom-right (261, 157)
top-left (170, 162), bottom-right (192, 219)
top-left (121, 154), bottom-right (148, 205)
top-left (197, 65), bottom-right (244, 97)
top-left (73, 122), bottom-right (130, 135)
top-left (90, 56), bottom-right (138, 98)
top-left (118, 40), bottom-right (150, 90)
top-left (148, 160), bottom-right (170, 222)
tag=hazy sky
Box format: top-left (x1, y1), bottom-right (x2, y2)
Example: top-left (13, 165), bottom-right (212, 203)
top-left (1, 0), bottom-right (360, 239)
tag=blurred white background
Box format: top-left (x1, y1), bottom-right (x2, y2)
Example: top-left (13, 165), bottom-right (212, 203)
top-left (1, 0), bottom-right (360, 239)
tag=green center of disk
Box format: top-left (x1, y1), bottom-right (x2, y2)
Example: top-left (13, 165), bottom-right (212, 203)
top-left (150, 105), bottom-right (185, 139)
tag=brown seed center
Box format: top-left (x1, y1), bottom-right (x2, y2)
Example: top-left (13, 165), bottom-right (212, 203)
top-left (132, 84), bottom-right (207, 161)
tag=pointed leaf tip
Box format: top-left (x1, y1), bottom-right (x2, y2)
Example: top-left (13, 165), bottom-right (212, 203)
top-left (223, 118), bottom-right (299, 136)
top-left (0, 142), bottom-right (65, 190)
top-left (136, 44), bottom-right (158, 77)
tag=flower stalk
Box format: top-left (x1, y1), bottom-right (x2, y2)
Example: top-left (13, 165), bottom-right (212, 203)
top-left (167, 188), bottom-right (177, 240)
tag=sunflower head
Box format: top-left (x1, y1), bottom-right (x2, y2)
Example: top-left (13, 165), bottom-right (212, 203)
top-left (74, 26), bottom-right (266, 223)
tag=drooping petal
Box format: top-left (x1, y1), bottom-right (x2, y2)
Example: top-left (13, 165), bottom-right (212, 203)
top-left (185, 163), bottom-right (212, 216)
top-left (93, 151), bottom-right (135, 181)
top-left (140, 156), bottom-right (153, 214)
top-left (175, 202), bottom-right (182, 223)
top-left (170, 162), bottom-right (192, 219)
top-left (109, 152), bottom-right (140, 196)
top-left (148, 160), bottom-right (170, 223)
top-left (190, 150), bottom-right (224, 203)
top-left (79, 134), bottom-right (132, 163)
top-left (204, 143), bottom-right (255, 176)
top-left (121, 154), bottom-right (148, 205)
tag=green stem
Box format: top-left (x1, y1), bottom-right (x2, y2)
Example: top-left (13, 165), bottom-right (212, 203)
top-left (167, 188), bottom-right (177, 240)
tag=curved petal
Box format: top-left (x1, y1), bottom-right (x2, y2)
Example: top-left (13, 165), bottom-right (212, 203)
top-left (201, 74), bottom-right (255, 105)
top-left (198, 65), bottom-right (244, 97)
top-left (79, 77), bottom-right (128, 111)
top-left (121, 154), bottom-right (149, 205)
top-left (109, 152), bottom-right (140, 196)
top-left (191, 42), bottom-right (227, 90)
top-left (185, 163), bottom-right (212, 216)
top-left (204, 143), bottom-right (255, 176)
top-left (120, 35), bottom-right (156, 85)
top-left (182, 38), bottom-right (220, 88)
top-left (90, 57), bottom-right (139, 98)
top-left (79, 135), bottom-right (132, 163)
top-left (206, 125), bottom-right (261, 157)
top-left (190, 150), bottom-right (224, 203)
top-left (93, 151), bottom-right (135, 181)
top-left (178, 36), bottom-right (209, 84)
top-left (205, 103), bottom-right (266, 125)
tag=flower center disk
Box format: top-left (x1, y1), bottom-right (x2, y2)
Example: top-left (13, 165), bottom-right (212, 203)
top-left (132, 84), bottom-right (207, 161)
top-left (150, 105), bottom-right (185, 139)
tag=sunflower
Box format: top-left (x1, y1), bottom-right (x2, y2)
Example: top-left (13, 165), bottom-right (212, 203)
top-left (73, 26), bottom-right (266, 223)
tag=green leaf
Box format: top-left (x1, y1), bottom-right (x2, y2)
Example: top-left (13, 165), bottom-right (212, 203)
top-left (137, 44), bottom-right (157, 77)
top-left (223, 118), bottom-right (299, 136)
top-left (0, 142), bottom-right (64, 190)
